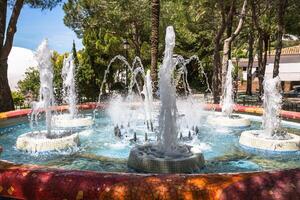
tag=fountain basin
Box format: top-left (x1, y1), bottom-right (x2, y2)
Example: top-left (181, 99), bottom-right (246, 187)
top-left (16, 131), bottom-right (80, 152)
top-left (239, 130), bottom-right (300, 154)
top-left (128, 144), bottom-right (205, 173)
top-left (52, 114), bottom-right (94, 128)
top-left (207, 114), bottom-right (250, 128)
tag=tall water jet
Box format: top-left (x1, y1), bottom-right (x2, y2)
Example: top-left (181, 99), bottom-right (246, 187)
top-left (221, 60), bottom-right (234, 117)
top-left (52, 54), bottom-right (93, 128)
top-left (157, 26), bottom-right (178, 152)
top-left (127, 26), bottom-right (204, 173)
top-left (239, 76), bottom-right (300, 153)
top-left (262, 76), bottom-right (282, 138)
top-left (62, 54), bottom-right (77, 118)
top-left (16, 40), bottom-right (80, 153)
top-left (207, 60), bottom-right (250, 127)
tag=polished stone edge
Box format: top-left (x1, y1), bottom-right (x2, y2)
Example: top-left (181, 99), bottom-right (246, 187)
top-left (52, 115), bottom-right (94, 128)
top-left (203, 104), bottom-right (300, 121)
top-left (16, 131), bottom-right (80, 152)
top-left (0, 160), bottom-right (298, 199)
top-left (0, 102), bottom-right (106, 120)
top-left (239, 130), bottom-right (300, 153)
top-left (207, 115), bottom-right (251, 128)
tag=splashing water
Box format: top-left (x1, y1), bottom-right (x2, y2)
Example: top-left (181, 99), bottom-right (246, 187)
top-left (96, 56), bottom-right (145, 105)
top-left (262, 76), bottom-right (285, 139)
top-left (175, 55), bottom-right (213, 96)
top-left (141, 70), bottom-right (154, 129)
top-left (30, 40), bottom-right (55, 134)
top-left (221, 60), bottom-right (234, 117)
top-left (62, 54), bottom-right (77, 118)
top-left (158, 26), bottom-right (179, 153)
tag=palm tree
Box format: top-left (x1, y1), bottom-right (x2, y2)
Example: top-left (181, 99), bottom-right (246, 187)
top-left (150, 0), bottom-right (160, 91)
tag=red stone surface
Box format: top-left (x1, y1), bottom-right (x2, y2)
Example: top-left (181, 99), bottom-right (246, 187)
top-left (0, 161), bottom-right (298, 200)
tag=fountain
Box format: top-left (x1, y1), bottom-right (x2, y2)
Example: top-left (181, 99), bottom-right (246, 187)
top-left (127, 26), bottom-right (204, 173)
top-left (16, 40), bottom-right (80, 152)
top-left (96, 55), bottom-right (155, 139)
top-left (52, 53), bottom-right (93, 128)
top-left (207, 60), bottom-right (250, 127)
top-left (239, 76), bottom-right (300, 153)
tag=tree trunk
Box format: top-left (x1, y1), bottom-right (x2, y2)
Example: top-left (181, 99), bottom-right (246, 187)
top-left (226, 4), bottom-right (234, 60)
top-left (0, 60), bottom-right (14, 111)
top-left (131, 22), bottom-right (141, 58)
top-left (263, 34), bottom-right (269, 71)
top-left (0, 0), bottom-right (24, 112)
top-left (0, 0), bottom-right (7, 49)
top-left (256, 33), bottom-right (269, 97)
top-left (221, 0), bottom-right (247, 91)
top-left (212, 0), bottom-right (226, 104)
top-left (246, 27), bottom-right (254, 95)
top-left (212, 40), bottom-right (222, 104)
top-left (273, 0), bottom-right (288, 78)
top-left (150, 0), bottom-right (160, 91)
top-left (257, 35), bottom-right (264, 96)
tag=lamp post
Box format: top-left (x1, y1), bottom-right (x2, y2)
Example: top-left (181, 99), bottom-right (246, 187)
top-left (123, 39), bottom-right (130, 89)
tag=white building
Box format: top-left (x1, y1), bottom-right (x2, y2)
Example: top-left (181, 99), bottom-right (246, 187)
top-left (239, 44), bottom-right (300, 92)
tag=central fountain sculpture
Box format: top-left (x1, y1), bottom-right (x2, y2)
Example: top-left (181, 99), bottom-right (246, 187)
top-left (127, 26), bottom-right (205, 173)
top-left (239, 76), bottom-right (300, 153)
top-left (207, 60), bottom-right (250, 127)
top-left (16, 40), bottom-right (80, 152)
top-left (52, 53), bottom-right (93, 128)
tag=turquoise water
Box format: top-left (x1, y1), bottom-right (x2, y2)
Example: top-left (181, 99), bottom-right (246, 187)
top-left (0, 111), bottom-right (299, 174)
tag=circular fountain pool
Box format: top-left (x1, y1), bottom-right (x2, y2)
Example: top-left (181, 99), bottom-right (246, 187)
top-left (0, 110), bottom-right (299, 174)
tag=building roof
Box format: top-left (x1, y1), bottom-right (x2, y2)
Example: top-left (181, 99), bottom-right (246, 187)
top-left (238, 44), bottom-right (300, 68)
top-left (270, 45), bottom-right (300, 55)
top-left (239, 55), bottom-right (300, 68)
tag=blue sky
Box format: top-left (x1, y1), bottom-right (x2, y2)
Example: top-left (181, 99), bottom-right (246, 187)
top-left (7, 3), bottom-right (83, 53)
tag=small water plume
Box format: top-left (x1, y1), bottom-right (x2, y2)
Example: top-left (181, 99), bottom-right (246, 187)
top-left (221, 60), bottom-right (234, 117)
top-left (62, 53), bottom-right (77, 118)
top-left (141, 70), bottom-right (154, 130)
top-left (30, 40), bottom-right (55, 135)
top-left (262, 76), bottom-right (287, 139)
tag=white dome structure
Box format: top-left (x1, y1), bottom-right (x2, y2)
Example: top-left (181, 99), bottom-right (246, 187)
top-left (8, 47), bottom-right (37, 90)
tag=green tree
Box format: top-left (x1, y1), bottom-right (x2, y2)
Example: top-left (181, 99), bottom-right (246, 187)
top-left (285, 0), bottom-right (300, 37)
top-left (17, 67), bottom-right (40, 100)
top-left (63, 0), bottom-right (152, 98)
top-left (150, 0), bottom-right (160, 90)
top-left (12, 91), bottom-right (25, 108)
top-left (0, 0), bottom-right (61, 112)
top-left (18, 52), bottom-right (65, 104)
top-left (52, 51), bottom-right (66, 103)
